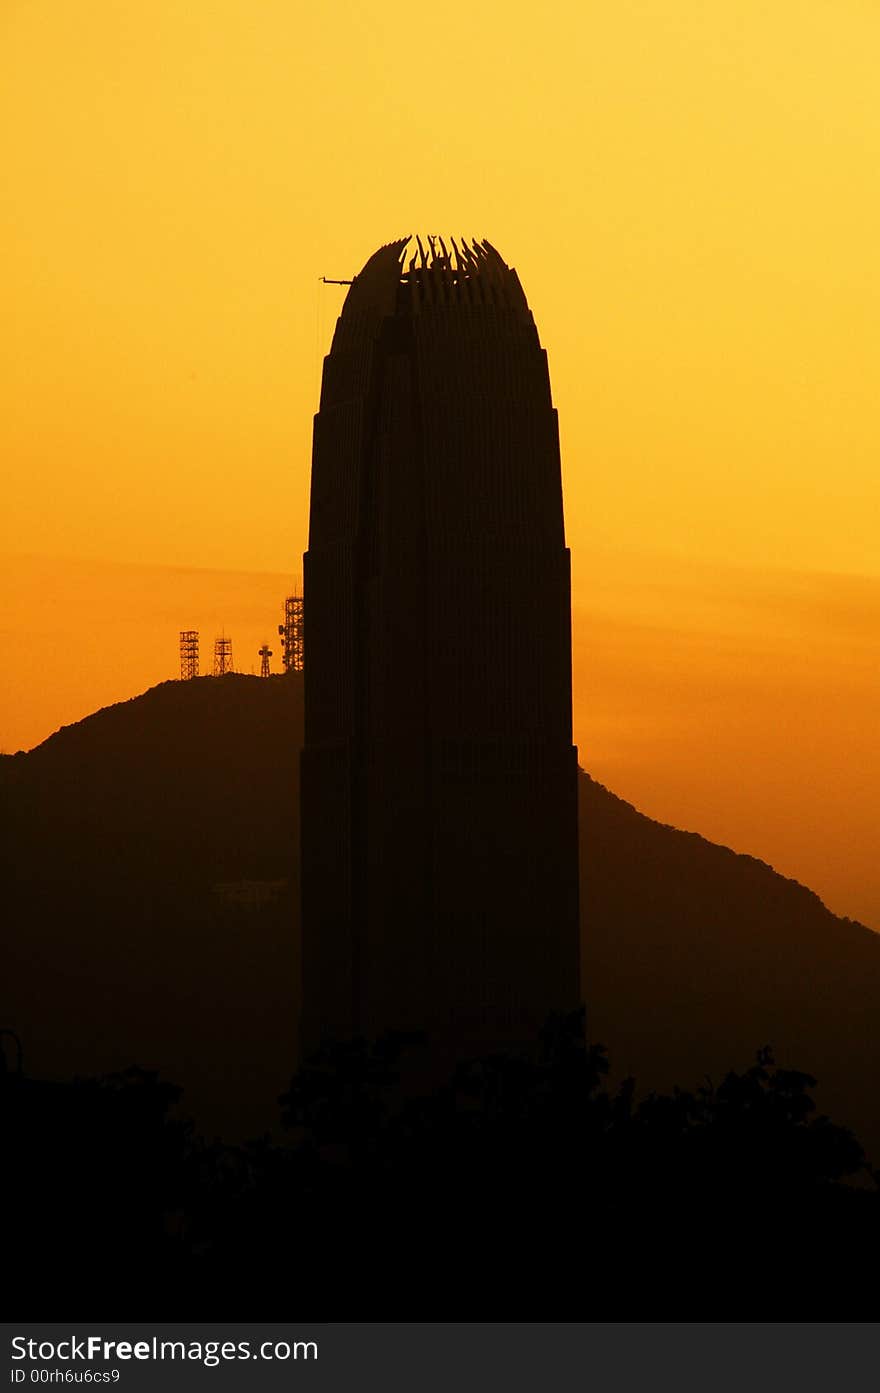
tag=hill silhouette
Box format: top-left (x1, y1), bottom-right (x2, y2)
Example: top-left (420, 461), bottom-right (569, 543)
top-left (3, 674), bottom-right (878, 1153)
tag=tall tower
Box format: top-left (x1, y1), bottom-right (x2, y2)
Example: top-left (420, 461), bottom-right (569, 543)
top-left (301, 237), bottom-right (580, 1056)
top-left (259, 643), bottom-right (273, 678)
top-left (179, 630), bottom-right (199, 680)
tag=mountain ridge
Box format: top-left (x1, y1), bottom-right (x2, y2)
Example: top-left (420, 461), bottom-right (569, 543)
top-left (3, 674), bottom-right (878, 1154)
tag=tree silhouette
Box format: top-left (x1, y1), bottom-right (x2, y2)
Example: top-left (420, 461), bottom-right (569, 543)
top-left (3, 1023), bottom-right (878, 1319)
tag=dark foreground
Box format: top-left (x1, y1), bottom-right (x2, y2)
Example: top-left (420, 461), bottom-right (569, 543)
top-left (4, 1014), bottom-right (878, 1319)
top-left (6, 674), bottom-right (880, 1161)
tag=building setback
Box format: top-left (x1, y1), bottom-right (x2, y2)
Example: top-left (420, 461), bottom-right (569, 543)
top-left (301, 236), bottom-right (580, 1056)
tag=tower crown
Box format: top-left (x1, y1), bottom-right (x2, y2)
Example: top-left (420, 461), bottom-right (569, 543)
top-left (340, 236), bottom-right (531, 319)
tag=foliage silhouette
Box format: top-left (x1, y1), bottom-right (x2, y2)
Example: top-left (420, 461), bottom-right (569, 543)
top-left (4, 1017), bottom-right (878, 1318)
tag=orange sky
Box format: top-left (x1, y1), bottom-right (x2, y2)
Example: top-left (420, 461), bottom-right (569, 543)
top-left (2, 2), bottom-right (878, 926)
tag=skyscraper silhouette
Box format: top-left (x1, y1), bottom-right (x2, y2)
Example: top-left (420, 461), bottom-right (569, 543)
top-left (301, 236), bottom-right (579, 1056)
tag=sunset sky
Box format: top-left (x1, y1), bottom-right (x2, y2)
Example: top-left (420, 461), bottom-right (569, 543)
top-left (2, 1), bottom-right (878, 926)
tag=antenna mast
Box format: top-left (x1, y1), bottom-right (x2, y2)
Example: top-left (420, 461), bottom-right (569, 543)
top-left (179, 630), bottom-right (199, 680)
top-left (213, 636), bottom-right (233, 676)
top-left (278, 593), bottom-right (304, 673)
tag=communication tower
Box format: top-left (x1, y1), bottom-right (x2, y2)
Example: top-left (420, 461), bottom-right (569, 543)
top-left (213, 636), bottom-right (233, 676)
top-left (259, 643), bottom-right (273, 678)
top-left (278, 593), bottom-right (304, 673)
top-left (179, 630), bottom-right (199, 680)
